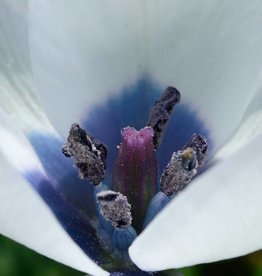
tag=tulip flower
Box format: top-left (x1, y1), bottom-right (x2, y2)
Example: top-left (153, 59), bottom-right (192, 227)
top-left (0, 0), bottom-right (262, 275)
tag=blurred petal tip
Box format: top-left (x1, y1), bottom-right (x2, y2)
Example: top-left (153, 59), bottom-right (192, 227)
top-left (62, 86), bottom-right (209, 269)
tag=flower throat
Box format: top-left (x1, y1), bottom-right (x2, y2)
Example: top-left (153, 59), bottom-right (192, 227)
top-left (62, 87), bottom-right (208, 258)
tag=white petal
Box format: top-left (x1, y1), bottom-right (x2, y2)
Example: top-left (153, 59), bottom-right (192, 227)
top-left (0, 0), bottom-right (58, 134)
top-left (147, 0), bottom-right (262, 150)
top-left (216, 76), bottom-right (262, 159)
top-left (129, 133), bottom-right (262, 271)
top-left (0, 111), bottom-right (108, 275)
top-left (29, 0), bottom-right (145, 136)
top-left (0, 158), bottom-right (108, 276)
top-left (0, 108), bottom-right (45, 173)
top-left (29, 0), bottom-right (262, 149)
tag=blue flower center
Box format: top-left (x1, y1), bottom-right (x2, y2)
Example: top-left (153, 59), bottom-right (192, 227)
top-left (27, 77), bottom-right (211, 272)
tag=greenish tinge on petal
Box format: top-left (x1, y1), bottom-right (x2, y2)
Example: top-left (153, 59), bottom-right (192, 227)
top-left (129, 133), bottom-right (262, 271)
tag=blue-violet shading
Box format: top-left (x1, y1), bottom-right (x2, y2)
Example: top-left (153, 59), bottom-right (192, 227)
top-left (26, 77), bottom-right (211, 273)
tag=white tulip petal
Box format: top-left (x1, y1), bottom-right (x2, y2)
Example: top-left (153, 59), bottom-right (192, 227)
top-left (0, 111), bottom-right (108, 275)
top-left (0, 158), bottom-right (108, 276)
top-left (147, 0), bottom-right (262, 150)
top-left (129, 133), bottom-right (262, 271)
top-left (29, 0), bottom-right (145, 136)
top-left (0, 108), bottom-right (45, 174)
top-left (29, 0), bottom-right (262, 150)
top-left (216, 77), bottom-right (262, 159)
top-left (0, 0), bottom-right (59, 134)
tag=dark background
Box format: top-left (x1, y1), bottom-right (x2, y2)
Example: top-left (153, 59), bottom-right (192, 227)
top-left (0, 234), bottom-right (261, 276)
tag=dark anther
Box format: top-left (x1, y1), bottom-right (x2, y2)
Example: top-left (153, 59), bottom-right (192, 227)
top-left (147, 86), bottom-right (181, 148)
top-left (97, 190), bottom-right (132, 228)
top-left (62, 123), bottom-right (107, 185)
top-left (184, 134), bottom-right (208, 168)
top-left (161, 134), bottom-right (208, 196)
top-left (160, 150), bottom-right (196, 196)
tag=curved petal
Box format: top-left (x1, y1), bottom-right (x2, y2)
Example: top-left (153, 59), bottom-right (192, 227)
top-left (216, 76), bottom-right (262, 159)
top-left (29, 0), bottom-right (145, 136)
top-left (0, 116), bottom-right (108, 275)
top-left (147, 0), bottom-right (262, 150)
top-left (0, 2), bottom-right (101, 261)
top-left (0, 163), bottom-right (108, 275)
top-left (0, 109), bottom-right (45, 174)
top-left (29, 0), bottom-right (262, 152)
top-left (0, 0), bottom-right (59, 135)
top-left (0, 2), bottom-right (140, 268)
top-left (129, 132), bottom-right (262, 271)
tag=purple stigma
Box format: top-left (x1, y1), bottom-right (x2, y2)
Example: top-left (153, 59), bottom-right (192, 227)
top-left (112, 126), bottom-right (157, 232)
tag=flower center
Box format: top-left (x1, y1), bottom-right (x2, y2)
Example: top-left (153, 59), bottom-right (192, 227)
top-left (62, 86), bottom-right (208, 260)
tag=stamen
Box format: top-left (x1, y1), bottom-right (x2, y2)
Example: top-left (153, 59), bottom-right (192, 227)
top-left (62, 123), bottom-right (107, 185)
top-left (160, 134), bottom-right (208, 196)
top-left (145, 134), bottom-right (208, 226)
top-left (160, 149), bottom-right (197, 196)
top-left (97, 190), bottom-right (137, 251)
top-left (147, 86), bottom-right (181, 148)
top-left (97, 190), bottom-right (132, 228)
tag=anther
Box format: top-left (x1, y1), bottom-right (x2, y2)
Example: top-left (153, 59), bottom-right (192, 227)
top-left (160, 134), bottom-right (208, 196)
top-left (97, 190), bottom-right (132, 228)
top-left (62, 123), bottom-right (107, 185)
top-left (160, 150), bottom-right (197, 196)
top-left (147, 86), bottom-right (181, 148)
